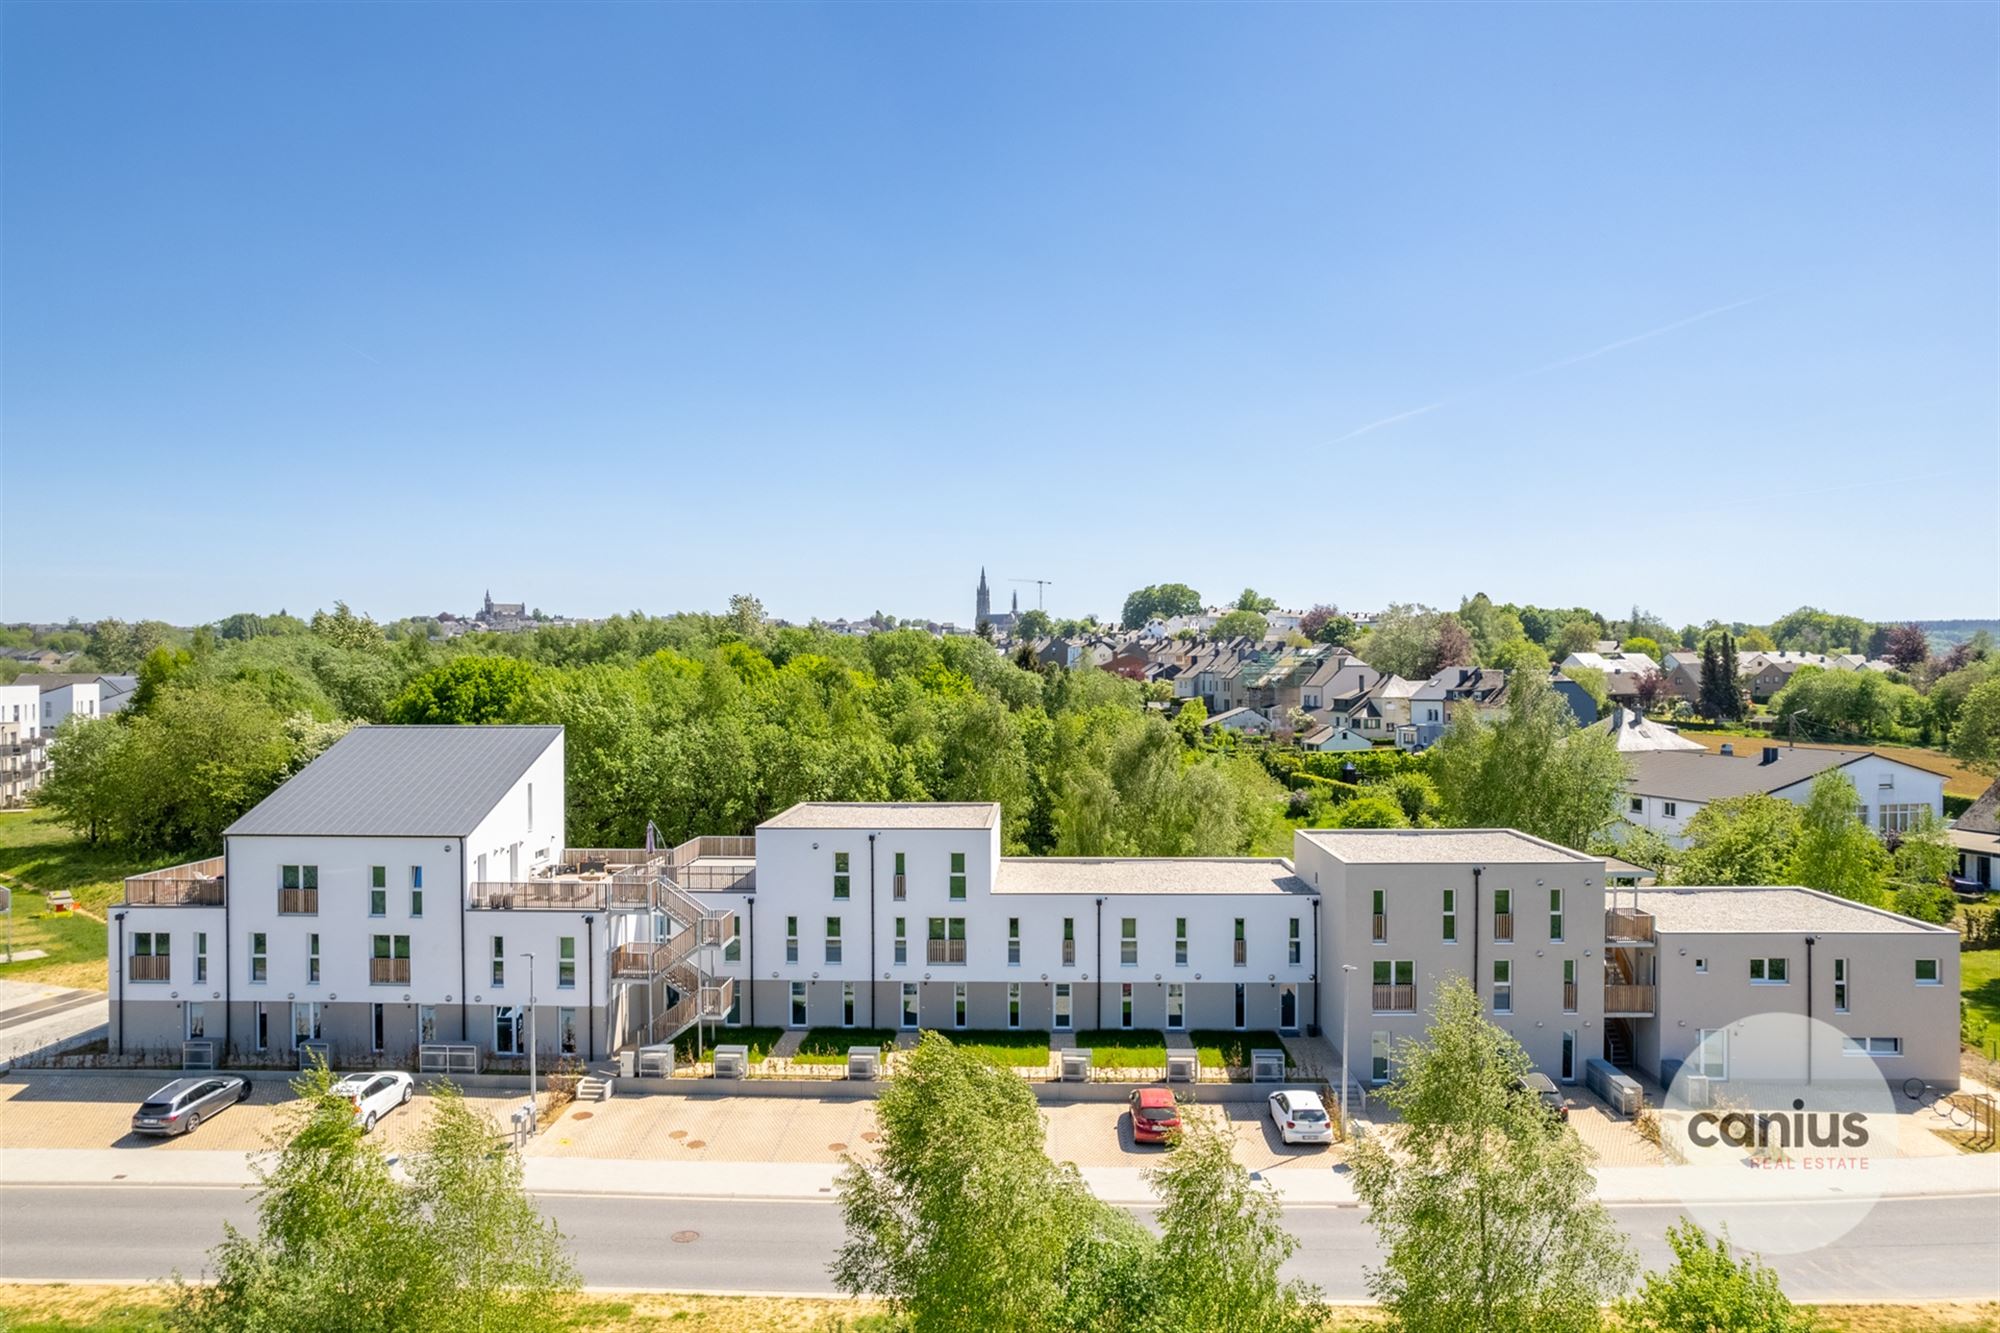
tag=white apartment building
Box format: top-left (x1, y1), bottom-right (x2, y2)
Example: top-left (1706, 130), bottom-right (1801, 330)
top-left (0, 681), bottom-right (49, 808)
top-left (1621, 745), bottom-right (1945, 847)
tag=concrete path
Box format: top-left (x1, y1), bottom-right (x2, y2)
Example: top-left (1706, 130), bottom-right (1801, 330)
top-left (0, 980), bottom-right (106, 1069)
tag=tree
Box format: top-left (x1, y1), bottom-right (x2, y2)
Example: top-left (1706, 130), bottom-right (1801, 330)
top-left (1015, 608), bottom-right (1055, 640)
top-left (1145, 1109), bottom-right (1325, 1333)
top-left (1363, 604), bottom-right (1459, 679)
top-left (1883, 623), bottom-right (1931, 671)
top-left (1175, 698), bottom-right (1208, 746)
top-left (87, 618), bottom-right (142, 673)
top-left (1458, 594), bottom-right (1526, 664)
top-left (1564, 666), bottom-right (1611, 718)
top-left (1326, 792), bottom-right (1412, 828)
top-left (309, 602), bottom-right (385, 651)
top-left (1620, 1221), bottom-right (1817, 1333)
top-left (1785, 769), bottom-right (1886, 904)
top-left (1351, 980), bottom-right (1634, 1332)
top-left (1212, 609), bottom-right (1270, 641)
top-left (727, 593), bottom-right (765, 637)
top-left (1298, 604), bottom-right (1340, 641)
top-left (1622, 636), bottom-right (1661, 660)
top-left (1428, 672), bottom-right (1627, 849)
top-left (1432, 615), bottom-right (1474, 671)
top-left (34, 715), bottom-right (130, 843)
top-left (1890, 807), bottom-right (1955, 891)
top-left (1555, 618), bottom-right (1602, 658)
top-left (388, 658), bottom-right (539, 725)
top-left (1120, 583), bottom-right (1203, 630)
top-left (1950, 678), bottom-right (2000, 774)
top-left (1671, 796), bottom-right (1802, 886)
top-left (1698, 634), bottom-right (1744, 721)
top-left (1487, 638), bottom-right (1551, 675)
top-left (1379, 771), bottom-right (1441, 825)
top-left (1234, 587), bottom-right (1278, 614)
top-left (1632, 670), bottom-right (1672, 711)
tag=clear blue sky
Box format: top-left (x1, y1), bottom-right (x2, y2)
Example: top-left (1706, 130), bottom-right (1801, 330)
top-left (3, 3), bottom-right (1994, 629)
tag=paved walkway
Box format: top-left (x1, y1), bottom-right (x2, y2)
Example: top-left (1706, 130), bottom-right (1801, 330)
top-left (0, 981), bottom-right (107, 1070)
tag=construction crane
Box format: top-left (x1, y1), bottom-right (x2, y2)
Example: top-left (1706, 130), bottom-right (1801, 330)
top-left (1009, 578), bottom-right (1053, 609)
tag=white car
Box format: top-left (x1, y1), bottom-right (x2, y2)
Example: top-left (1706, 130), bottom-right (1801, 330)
top-left (332, 1071), bottom-right (414, 1133)
top-left (1268, 1089), bottom-right (1334, 1146)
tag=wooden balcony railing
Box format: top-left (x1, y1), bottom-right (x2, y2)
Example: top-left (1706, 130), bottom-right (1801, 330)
top-left (278, 888), bottom-right (318, 915)
top-left (1372, 983), bottom-right (1416, 1012)
top-left (128, 954), bottom-right (171, 983)
top-left (370, 957), bottom-right (411, 985)
top-left (1493, 913), bottom-right (1514, 942)
top-left (892, 873), bottom-right (907, 900)
top-left (1061, 940), bottom-right (1075, 966)
top-left (1604, 984), bottom-right (1655, 1016)
top-left (1605, 908), bottom-right (1656, 944)
top-left (123, 858), bottom-right (226, 907)
top-left (1234, 939), bottom-right (1247, 966)
top-left (927, 938), bottom-right (967, 965)
top-left (1563, 982), bottom-right (1579, 1013)
top-left (1371, 913), bottom-right (1386, 943)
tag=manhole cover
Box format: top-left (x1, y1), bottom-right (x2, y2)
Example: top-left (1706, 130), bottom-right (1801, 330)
top-left (828, 1142), bottom-right (848, 1152)
top-left (571, 1111), bottom-right (593, 1121)
top-left (669, 1130), bottom-right (687, 1139)
top-left (685, 1139), bottom-right (706, 1149)
top-left (860, 1132), bottom-right (879, 1142)
top-left (671, 1230), bottom-right (699, 1244)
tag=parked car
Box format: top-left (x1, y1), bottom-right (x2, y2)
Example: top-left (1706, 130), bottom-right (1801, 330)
top-left (131, 1076), bottom-right (250, 1137)
top-left (332, 1071), bottom-right (415, 1133)
top-left (1513, 1072), bottom-right (1570, 1125)
top-left (1267, 1089), bottom-right (1334, 1145)
top-left (1128, 1087), bottom-right (1182, 1144)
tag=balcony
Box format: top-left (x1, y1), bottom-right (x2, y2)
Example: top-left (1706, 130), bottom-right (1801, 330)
top-left (1371, 913), bottom-right (1386, 943)
top-left (128, 954), bottom-right (170, 983)
top-left (1233, 939), bottom-right (1247, 966)
top-left (892, 873), bottom-right (907, 900)
top-left (1604, 984), bottom-right (1655, 1016)
top-left (1563, 981), bottom-right (1579, 1013)
top-left (927, 938), bottom-right (967, 965)
top-left (278, 888), bottom-right (318, 915)
top-left (1605, 908), bottom-right (1656, 945)
top-left (1493, 913), bottom-right (1514, 942)
top-left (370, 957), bottom-right (411, 985)
top-left (1372, 983), bottom-right (1416, 1012)
top-left (123, 858), bottom-right (226, 907)
top-left (1061, 940), bottom-right (1076, 966)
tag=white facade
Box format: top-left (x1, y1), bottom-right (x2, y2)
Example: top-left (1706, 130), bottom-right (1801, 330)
top-left (1623, 751), bottom-right (1946, 847)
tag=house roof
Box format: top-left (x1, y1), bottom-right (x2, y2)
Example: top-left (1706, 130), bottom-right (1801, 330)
top-left (1622, 747), bottom-right (1897, 801)
top-left (1634, 885), bottom-right (1948, 935)
top-left (1297, 828), bottom-right (1600, 865)
top-left (19, 673), bottom-right (107, 691)
top-left (1595, 707), bottom-right (1706, 752)
top-left (760, 802), bottom-right (1001, 831)
top-left (226, 725), bottom-right (562, 838)
top-left (995, 857), bottom-right (1311, 896)
top-left (1955, 778), bottom-right (2000, 837)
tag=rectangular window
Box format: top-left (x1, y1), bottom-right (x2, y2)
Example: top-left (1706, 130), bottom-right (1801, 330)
top-left (280, 864), bottom-right (318, 915)
top-left (558, 936), bottom-right (576, 989)
top-left (893, 851), bottom-right (907, 900)
top-left (842, 982), bottom-right (856, 1028)
top-left (491, 936), bottom-right (505, 987)
top-left (129, 932), bottom-right (170, 982)
top-left (419, 1005), bottom-right (438, 1044)
top-left (370, 888), bottom-right (386, 917)
top-left (1833, 958), bottom-right (1849, 1013)
top-left (1695, 1028), bottom-right (1728, 1080)
top-left (1175, 916), bottom-right (1188, 966)
top-left (558, 1007), bottom-right (578, 1055)
top-left (1441, 888), bottom-right (1457, 944)
top-left (185, 1002), bottom-right (206, 1041)
top-left (1548, 888), bottom-right (1564, 942)
top-left (1372, 959), bottom-right (1416, 1011)
top-left (1629, 796), bottom-right (1643, 814)
top-left (1749, 957), bottom-right (1789, 985)
top-left (308, 933), bottom-right (321, 984)
top-left (194, 931), bottom-right (208, 984)
top-left (1008, 917), bottom-right (1021, 966)
top-left (372, 934), bottom-right (411, 984)
top-left (1694, 956), bottom-right (1708, 973)
top-left (410, 883), bottom-right (424, 918)
top-left (1120, 917), bottom-right (1138, 967)
top-left (1167, 982), bottom-right (1185, 1030)
top-left (1841, 1036), bottom-right (1902, 1058)
top-left (786, 916), bottom-right (800, 964)
top-left (1878, 804), bottom-right (1924, 834)
top-left (1915, 959), bottom-right (1941, 986)
top-left (1493, 889), bottom-right (1513, 942)
top-left (1370, 1030), bottom-right (1390, 1083)
top-left (1288, 917), bottom-right (1301, 966)
top-left (411, 865), bottom-right (423, 891)
top-left (790, 982), bottom-right (807, 1027)
top-left (250, 932), bottom-right (268, 983)
top-left (1062, 917), bottom-right (1076, 966)
top-left (1054, 982), bottom-right (1072, 1030)
top-left (1562, 958), bottom-right (1578, 1013)
top-left (1233, 917), bottom-right (1247, 966)
top-left (901, 982), bottom-right (919, 1029)
top-left (894, 917), bottom-right (908, 966)
top-left (825, 917), bottom-right (843, 965)
top-left (1120, 982), bottom-right (1134, 1029)
top-left (371, 865), bottom-right (386, 890)
top-left (953, 982), bottom-right (967, 1028)
top-left (833, 851), bottom-right (850, 900)
top-left (1372, 888), bottom-right (1387, 943)
top-left (371, 1003), bottom-right (386, 1053)
top-left (527, 782), bottom-right (534, 831)
top-left (1234, 982), bottom-right (1246, 1029)
top-left (949, 851), bottom-right (967, 900)
top-left (1008, 982), bottom-right (1022, 1030)
top-left (1492, 959), bottom-right (1513, 1014)
top-left (1663, 801), bottom-right (1678, 818)
top-left (493, 1007), bottom-right (520, 1056)
top-left (927, 917), bottom-right (966, 965)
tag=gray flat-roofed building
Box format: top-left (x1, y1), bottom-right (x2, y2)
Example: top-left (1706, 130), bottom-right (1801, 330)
top-left (995, 858), bottom-right (1311, 896)
top-left (758, 802), bottom-right (1001, 830)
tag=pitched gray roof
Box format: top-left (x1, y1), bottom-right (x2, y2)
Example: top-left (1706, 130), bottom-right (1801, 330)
top-left (226, 725), bottom-right (561, 838)
top-left (1623, 747), bottom-right (1872, 801)
top-left (1957, 778), bottom-right (2000, 837)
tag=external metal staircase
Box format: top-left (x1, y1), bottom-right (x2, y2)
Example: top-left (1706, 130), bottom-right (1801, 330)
top-left (609, 834), bottom-right (743, 1051)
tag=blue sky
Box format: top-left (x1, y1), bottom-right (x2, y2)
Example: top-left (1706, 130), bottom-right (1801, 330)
top-left (3, 3), bottom-right (1994, 629)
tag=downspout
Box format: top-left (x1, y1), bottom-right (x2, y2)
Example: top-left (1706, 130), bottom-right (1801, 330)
top-left (1310, 898), bottom-right (1322, 1034)
top-left (867, 834), bottom-right (878, 1029)
top-left (583, 914), bottom-right (595, 1062)
top-left (1094, 897), bottom-right (1105, 1029)
top-left (1804, 935), bottom-right (1817, 1086)
top-left (458, 841), bottom-right (469, 1042)
top-left (746, 899), bottom-right (755, 1027)
top-left (113, 911), bottom-right (126, 1058)
top-left (1471, 867), bottom-right (1483, 1004)
top-left (221, 837), bottom-right (232, 1062)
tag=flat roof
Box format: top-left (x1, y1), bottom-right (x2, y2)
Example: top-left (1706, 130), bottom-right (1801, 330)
top-left (1296, 828), bottom-right (1599, 865)
top-left (227, 725), bottom-right (561, 838)
top-left (1633, 885), bottom-right (1950, 935)
top-left (995, 857), bottom-right (1311, 896)
top-left (759, 802), bottom-right (1001, 831)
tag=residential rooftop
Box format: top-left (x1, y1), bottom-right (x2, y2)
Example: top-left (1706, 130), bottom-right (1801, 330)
top-left (226, 725), bottom-right (562, 838)
top-left (1296, 828), bottom-right (1600, 865)
top-left (1634, 885), bottom-right (1949, 935)
top-left (1622, 746), bottom-right (1909, 801)
top-left (759, 802), bottom-right (1002, 831)
top-left (995, 857), bottom-right (1310, 896)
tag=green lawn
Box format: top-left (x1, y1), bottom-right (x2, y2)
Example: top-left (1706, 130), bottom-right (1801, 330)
top-left (1191, 1029), bottom-right (1292, 1070)
top-left (1073, 1029), bottom-right (1169, 1067)
top-left (0, 809), bottom-right (191, 991)
top-left (793, 1028), bottom-right (896, 1065)
top-left (1962, 950), bottom-right (2000, 1053)
top-left (674, 1026), bottom-right (783, 1063)
top-left (941, 1029), bottom-right (1051, 1067)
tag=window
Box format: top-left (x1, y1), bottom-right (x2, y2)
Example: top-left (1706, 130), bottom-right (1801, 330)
top-left (928, 917), bottom-right (966, 964)
top-left (1120, 983), bottom-right (1134, 1028)
top-left (293, 1002), bottom-right (323, 1049)
top-left (786, 916), bottom-right (800, 964)
top-left (419, 1006), bottom-right (438, 1044)
top-left (1441, 889), bottom-right (1456, 943)
top-left (1492, 960), bottom-right (1513, 1013)
top-left (372, 935), bottom-right (411, 984)
top-left (1749, 957), bottom-right (1789, 985)
top-left (724, 930), bottom-right (740, 964)
top-left (186, 1003), bottom-right (206, 1041)
top-left (1372, 960), bottom-right (1415, 1011)
top-left (1288, 917), bottom-right (1302, 966)
top-left (1054, 982), bottom-right (1072, 1030)
top-left (1833, 958), bottom-right (1849, 1013)
top-left (250, 933), bottom-right (268, 983)
top-left (901, 983), bottom-right (919, 1029)
top-left (1878, 804), bottom-right (1925, 834)
top-left (833, 852), bottom-right (850, 900)
top-left (894, 917), bottom-right (908, 966)
top-left (1008, 917), bottom-right (1021, 966)
top-left (826, 917), bottom-right (843, 965)
top-left (1233, 917), bottom-right (1247, 966)
top-left (842, 983), bottom-right (856, 1028)
top-left (129, 932), bottom-right (170, 982)
top-left (1234, 982), bottom-right (1246, 1029)
top-left (1371, 889), bottom-right (1387, 943)
top-left (790, 982), bottom-right (808, 1026)
top-left (893, 851), bottom-right (907, 900)
top-left (1629, 797), bottom-right (1643, 814)
top-left (1562, 958), bottom-right (1578, 1013)
top-left (411, 865), bottom-right (424, 891)
top-left (491, 937), bottom-right (505, 987)
top-left (1062, 917), bottom-right (1076, 966)
top-left (308, 933), bottom-right (321, 984)
top-left (1694, 1028), bottom-right (1729, 1080)
top-left (526, 782), bottom-right (534, 830)
top-left (1370, 1030), bottom-right (1390, 1082)
top-left (1663, 801), bottom-right (1678, 818)
top-left (1693, 957), bottom-right (1708, 973)
top-left (1008, 982), bottom-right (1022, 1029)
top-left (372, 1003), bottom-right (386, 1053)
top-left (1175, 917), bottom-right (1188, 966)
top-left (1915, 959), bottom-right (1941, 986)
top-left (1548, 889), bottom-right (1564, 942)
top-left (1120, 917), bottom-right (1138, 966)
top-left (1842, 1036), bottom-right (1902, 1058)
top-left (493, 1007), bottom-right (520, 1056)
top-left (370, 886), bottom-right (386, 917)
top-left (949, 852), bottom-right (967, 899)
top-left (1167, 982), bottom-right (1185, 1030)
top-left (1493, 889), bottom-right (1513, 942)
top-left (280, 864), bottom-right (318, 914)
top-left (558, 1007), bottom-right (578, 1055)
top-left (254, 1002), bottom-right (271, 1050)
top-left (953, 982), bottom-right (967, 1028)
top-left (371, 865), bottom-right (386, 890)
top-left (194, 931), bottom-right (208, 984)
top-left (558, 937), bottom-right (576, 989)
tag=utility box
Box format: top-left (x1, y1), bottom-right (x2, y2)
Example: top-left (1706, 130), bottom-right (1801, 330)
top-left (847, 1046), bottom-right (881, 1080)
top-left (636, 1045), bottom-right (674, 1078)
top-left (1165, 1053), bottom-right (1199, 1083)
top-left (616, 1049), bottom-right (635, 1079)
top-left (1059, 1048), bottom-right (1092, 1081)
top-left (711, 1044), bottom-right (750, 1079)
top-left (1681, 1075), bottom-right (1712, 1109)
top-left (1585, 1057), bottom-right (1643, 1115)
top-left (1250, 1049), bottom-right (1287, 1083)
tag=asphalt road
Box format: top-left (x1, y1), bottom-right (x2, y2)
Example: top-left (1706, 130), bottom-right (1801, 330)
top-left (2, 1186), bottom-right (1995, 1302)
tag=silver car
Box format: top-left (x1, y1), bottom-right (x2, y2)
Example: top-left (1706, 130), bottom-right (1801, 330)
top-left (131, 1075), bottom-right (250, 1137)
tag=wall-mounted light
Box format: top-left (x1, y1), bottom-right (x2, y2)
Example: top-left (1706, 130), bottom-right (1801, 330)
top-left (212, 991), bottom-right (220, 1000)
top-left (882, 972), bottom-right (891, 980)
top-left (287, 992), bottom-right (295, 1001)
top-left (170, 991), bottom-right (178, 999)
top-left (1041, 974), bottom-right (1048, 981)
top-left (403, 994), bottom-right (411, 1002)
top-left (1154, 973), bottom-right (1162, 982)
top-left (474, 995), bottom-right (482, 1003)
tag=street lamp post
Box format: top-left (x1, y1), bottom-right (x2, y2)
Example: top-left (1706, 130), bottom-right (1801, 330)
top-left (1340, 963), bottom-right (1357, 1140)
top-left (521, 951), bottom-right (537, 1137)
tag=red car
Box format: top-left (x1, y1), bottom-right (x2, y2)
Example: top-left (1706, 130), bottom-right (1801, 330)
top-left (1129, 1087), bottom-right (1181, 1144)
